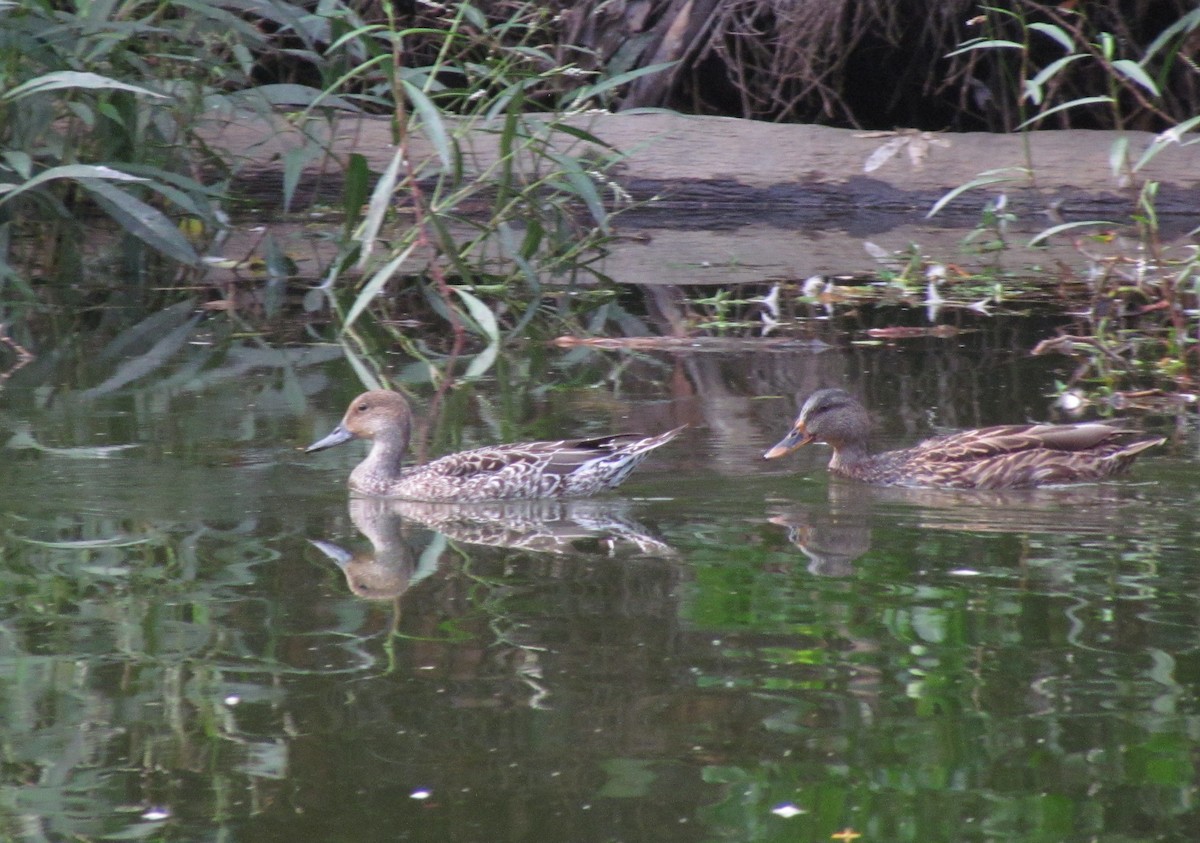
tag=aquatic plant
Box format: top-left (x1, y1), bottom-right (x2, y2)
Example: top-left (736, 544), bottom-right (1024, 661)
top-left (304, 1), bottom-right (667, 383)
top-left (926, 5), bottom-right (1200, 400)
top-left (0, 0), bottom-right (661, 371)
top-left (0, 0), bottom-right (241, 290)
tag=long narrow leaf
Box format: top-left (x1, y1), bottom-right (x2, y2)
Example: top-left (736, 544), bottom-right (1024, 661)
top-left (927, 168), bottom-right (1026, 218)
top-left (1108, 136), bottom-right (1129, 179)
top-left (1028, 22), bottom-right (1075, 52)
top-left (0, 164), bottom-right (144, 205)
top-left (547, 151), bottom-right (607, 231)
top-left (344, 241), bottom-right (418, 332)
top-left (1143, 8), bottom-right (1200, 60)
top-left (401, 80), bottom-right (452, 170)
top-left (1027, 54), bottom-right (1085, 92)
top-left (79, 179), bottom-right (199, 264)
top-left (1111, 60), bottom-right (1160, 97)
top-left (1029, 220), bottom-right (1119, 246)
top-left (567, 61), bottom-right (679, 106)
top-left (946, 39), bottom-right (1023, 58)
top-left (356, 146), bottom-right (403, 269)
top-left (1134, 114), bottom-right (1200, 171)
top-left (452, 286), bottom-right (500, 344)
top-left (550, 122), bottom-right (618, 151)
top-left (239, 83), bottom-right (359, 111)
top-left (282, 144), bottom-right (321, 212)
top-left (340, 343), bottom-right (386, 392)
top-left (342, 152), bottom-right (370, 232)
top-left (2, 70), bottom-right (166, 101)
top-left (462, 343), bottom-right (498, 380)
top-left (1016, 96), bottom-right (1113, 130)
top-left (79, 314), bottom-right (202, 397)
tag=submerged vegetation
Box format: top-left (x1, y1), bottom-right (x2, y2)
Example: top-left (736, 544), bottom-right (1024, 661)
top-left (0, 0), bottom-right (1197, 401)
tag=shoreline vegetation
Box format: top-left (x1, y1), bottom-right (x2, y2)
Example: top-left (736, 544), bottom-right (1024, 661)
top-left (0, 1), bottom-right (1197, 402)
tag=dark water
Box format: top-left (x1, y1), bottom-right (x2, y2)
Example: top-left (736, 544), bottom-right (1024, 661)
top-left (2, 321), bottom-right (1198, 843)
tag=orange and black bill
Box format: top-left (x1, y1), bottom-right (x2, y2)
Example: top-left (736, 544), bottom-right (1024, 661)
top-left (763, 422), bottom-right (814, 459)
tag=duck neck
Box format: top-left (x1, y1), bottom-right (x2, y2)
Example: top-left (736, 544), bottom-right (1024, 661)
top-left (352, 431), bottom-right (410, 492)
top-left (828, 439), bottom-right (870, 473)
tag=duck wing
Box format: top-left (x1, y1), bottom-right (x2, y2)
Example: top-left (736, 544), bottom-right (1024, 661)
top-left (896, 421), bottom-right (1161, 489)
top-left (426, 434), bottom-right (659, 479)
top-left (399, 427), bottom-right (684, 501)
top-left (908, 422), bottom-right (1134, 463)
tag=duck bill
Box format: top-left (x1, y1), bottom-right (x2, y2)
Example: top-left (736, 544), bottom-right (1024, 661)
top-left (763, 423), bottom-right (815, 459)
top-left (306, 423), bottom-right (355, 453)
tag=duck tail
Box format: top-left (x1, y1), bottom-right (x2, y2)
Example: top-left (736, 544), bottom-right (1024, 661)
top-left (1111, 435), bottom-right (1166, 470)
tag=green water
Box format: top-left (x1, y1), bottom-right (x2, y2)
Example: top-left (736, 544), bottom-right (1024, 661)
top-left (1, 328), bottom-right (1197, 843)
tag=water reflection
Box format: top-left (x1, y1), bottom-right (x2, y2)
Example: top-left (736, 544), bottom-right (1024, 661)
top-left (312, 497), bottom-right (677, 603)
top-left (767, 508), bottom-right (871, 577)
top-left (3, 319), bottom-right (1199, 842)
top-left (767, 478), bottom-right (1169, 577)
top-left (387, 498), bottom-right (677, 558)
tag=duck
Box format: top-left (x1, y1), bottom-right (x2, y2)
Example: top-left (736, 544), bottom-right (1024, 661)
top-left (306, 390), bottom-right (685, 502)
top-left (762, 388), bottom-right (1165, 489)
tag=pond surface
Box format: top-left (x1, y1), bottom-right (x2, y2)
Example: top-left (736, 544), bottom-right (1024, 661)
top-left (2, 313), bottom-right (1198, 843)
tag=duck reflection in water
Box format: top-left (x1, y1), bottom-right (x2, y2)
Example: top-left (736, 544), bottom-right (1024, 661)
top-left (768, 479), bottom-right (1161, 577)
top-left (390, 498), bottom-right (676, 557)
top-left (312, 496), bottom-right (677, 600)
top-left (310, 498), bottom-right (428, 601)
top-left (769, 509), bottom-right (871, 577)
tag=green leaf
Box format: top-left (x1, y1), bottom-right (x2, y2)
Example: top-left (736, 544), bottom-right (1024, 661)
top-left (356, 147), bottom-right (403, 269)
top-left (1016, 96), bottom-right (1114, 130)
top-left (344, 241), bottom-right (418, 332)
top-left (462, 342), bottom-right (498, 380)
top-left (927, 168), bottom-right (1027, 218)
top-left (78, 179), bottom-right (200, 265)
top-left (549, 122), bottom-right (617, 151)
top-left (566, 61), bottom-right (679, 107)
top-left (401, 80), bottom-right (452, 170)
top-left (241, 83), bottom-right (358, 111)
top-left (946, 39), bottom-right (1023, 58)
top-left (1143, 9), bottom-right (1200, 61)
top-left (282, 144), bottom-right (320, 213)
top-left (1029, 220), bottom-right (1120, 247)
top-left (1028, 22), bottom-right (1075, 52)
top-left (1108, 135), bottom-right (1129, 178)
top-left (547, 151), bottom-right (608, 232)
top-left (1111, 59), bottom-right (1160, 97)
top-left (342, 153), bottom-right (370, 229)
top-left (1027, 54), bottom-right (1085, 94)
top-left (343, 345), bottom-right (386, 392)
top-left (2, 151), bottom-right (32, 180)
top-left (1, 70), bottom-right (167, 101)
top-left (452, 286), bottom-right (500, 344)
top-left (459, 3), bottom-right (488, 30)
top-left (0, 164), bottom-right (144, 205)
top-left (1133, 114), bottom-right (1200, 171)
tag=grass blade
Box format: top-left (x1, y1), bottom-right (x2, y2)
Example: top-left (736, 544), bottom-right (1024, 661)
top-left (79, 179), bottom-right (200, 264)
top-left (356, 146), bottom-right (404, 269)
top-left (344, 241), bottom-right (418, 332)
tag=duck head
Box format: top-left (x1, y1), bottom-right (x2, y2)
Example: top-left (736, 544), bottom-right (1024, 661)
top-left (306, 390), bottom-right (414, 453)
top-left (763, 388), bottom-right (870, 459)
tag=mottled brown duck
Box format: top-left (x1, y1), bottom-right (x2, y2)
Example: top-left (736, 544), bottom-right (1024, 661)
top-left (307, 390), bottom-right (685, 501)
top-left (763, 388), bottom-right (1164, 489)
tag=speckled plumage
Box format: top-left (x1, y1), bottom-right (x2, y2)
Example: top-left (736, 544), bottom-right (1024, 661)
top-left (307, 390), bottom-right (684, 502)
top-left (763, 388), bottom-right (1164, 489)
